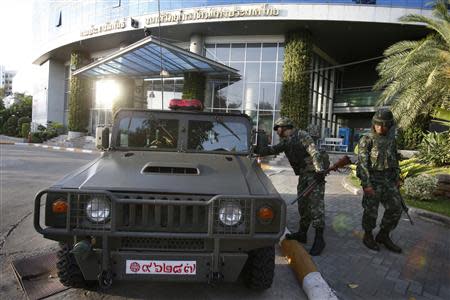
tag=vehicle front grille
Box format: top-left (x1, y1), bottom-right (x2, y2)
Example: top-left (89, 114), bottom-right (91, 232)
top-left (114, 193), bottom-right (210, 233)
top-left (121, 237), bottom-right (205, 251)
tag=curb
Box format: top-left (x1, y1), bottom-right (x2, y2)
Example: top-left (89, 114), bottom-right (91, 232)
top-left (341, 176), bottom-right (361, 196)
top-left (409, 207), bottom-right (450, 227)
top-left (1, 141), bottom-right (97, 154)
top-left (279, 228), bottom-right (338, 300)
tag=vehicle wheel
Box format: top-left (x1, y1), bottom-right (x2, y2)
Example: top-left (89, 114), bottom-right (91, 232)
top-left (56, 243), bottom-right (89, 288)
top-left (243, 246), bottom-right (275, 290)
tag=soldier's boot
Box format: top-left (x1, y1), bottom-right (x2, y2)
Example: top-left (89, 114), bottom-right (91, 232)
top-left (285, 230), bottom-right (307, 244)
top-left (363, 231), bottom-right (380, 251)
top-left (309, 228), bottom-right (325, 256)
top-left (375, 229), bottom-right (402, 253)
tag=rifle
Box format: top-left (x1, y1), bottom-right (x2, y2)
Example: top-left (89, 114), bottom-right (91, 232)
top-left (398, 188), bottom-right (414, 225)
top-left (291, 155), bottom-right (352, 205)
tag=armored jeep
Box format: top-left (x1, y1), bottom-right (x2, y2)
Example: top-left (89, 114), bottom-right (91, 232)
top-left (34, 105), bottom-right (286, 290)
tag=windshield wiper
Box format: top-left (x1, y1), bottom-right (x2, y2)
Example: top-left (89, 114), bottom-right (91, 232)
top-left (215, 116), bottom-right (241, 141)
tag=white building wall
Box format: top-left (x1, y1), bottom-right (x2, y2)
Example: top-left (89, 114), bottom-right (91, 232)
top-left (31, 61), bottom-right (50, 128)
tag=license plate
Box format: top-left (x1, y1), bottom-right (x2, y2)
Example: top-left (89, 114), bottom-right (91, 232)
top-left (126, 260), bottom-right (196, 275)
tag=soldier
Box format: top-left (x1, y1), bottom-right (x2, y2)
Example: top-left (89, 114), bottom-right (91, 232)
top-left (356, 108), bottom-right (403, 253)
top-left (256, 117), bottom-right (327, 256)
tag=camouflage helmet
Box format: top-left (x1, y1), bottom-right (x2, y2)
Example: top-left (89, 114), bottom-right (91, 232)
top-left (372, 108), bottom-right (394, 128)
top-left (273, 117), bottom-right (294, 130)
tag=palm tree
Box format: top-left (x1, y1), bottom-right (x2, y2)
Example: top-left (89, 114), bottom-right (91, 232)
top-left (374, 0), bottom-right (450, 128)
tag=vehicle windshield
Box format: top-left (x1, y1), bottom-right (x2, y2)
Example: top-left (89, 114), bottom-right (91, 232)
top-left (114, 111), bottom-right (250, 153)
top-left (116, 114), bottom-right (179, 150)
top-left (187, 119), bottom-right (248, 152)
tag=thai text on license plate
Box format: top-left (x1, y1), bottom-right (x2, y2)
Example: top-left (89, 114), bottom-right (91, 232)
top-left (126, 260), bottom-right (196, 275)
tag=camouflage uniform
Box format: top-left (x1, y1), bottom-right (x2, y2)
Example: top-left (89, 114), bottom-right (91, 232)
top-left (357, 129), bottom-right (402, 232)
top-left (258, 129), bottom-right (325, 229)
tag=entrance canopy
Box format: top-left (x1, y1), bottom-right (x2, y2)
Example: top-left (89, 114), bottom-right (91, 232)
top-left (73, 36), bottom-right (240, 80)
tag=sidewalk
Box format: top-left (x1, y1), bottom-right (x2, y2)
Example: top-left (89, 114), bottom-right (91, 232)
top-left (266, 158), bottom-right (450, 300)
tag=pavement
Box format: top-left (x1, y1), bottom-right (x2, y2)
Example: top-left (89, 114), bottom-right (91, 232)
top-left (267, 155), bottom-right (450, 300)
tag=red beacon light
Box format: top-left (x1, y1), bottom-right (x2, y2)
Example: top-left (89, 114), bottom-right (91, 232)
top-left (169, 99), bottom-right (203, 111)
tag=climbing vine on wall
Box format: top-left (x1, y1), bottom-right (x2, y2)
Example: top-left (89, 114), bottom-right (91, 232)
top-left (68, 51), bottom-right (90, 132)
top-left (182, 72), bottom-right (206, 103)
top-left (280, 31), bottom-right (312, 129)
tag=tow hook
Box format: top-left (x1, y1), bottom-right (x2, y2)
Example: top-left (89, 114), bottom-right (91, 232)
top-left (207, 271), bottom-right (224, 284)
top-left (98, 270), bottom-right (113, 289)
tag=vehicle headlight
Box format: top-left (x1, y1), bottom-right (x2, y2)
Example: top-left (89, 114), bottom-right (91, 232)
top-left (219, 202), bottom-right (242, 226)
top-left (85, 197), bottom-right (110, 223)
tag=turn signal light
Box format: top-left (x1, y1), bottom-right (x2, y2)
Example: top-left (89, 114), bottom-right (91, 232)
top-left (257, 206), bottom-right (274, 222)
top-left (52, 200), bottom-right (68, 213)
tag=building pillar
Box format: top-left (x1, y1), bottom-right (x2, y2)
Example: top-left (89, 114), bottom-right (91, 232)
top-left (190, 34), bottom-right (204, 55)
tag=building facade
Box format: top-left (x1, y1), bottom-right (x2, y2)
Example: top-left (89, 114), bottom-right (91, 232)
top-left (0, 65), bottom-right (16, 96)
top-left (31, 0), bottom-right (433, 147)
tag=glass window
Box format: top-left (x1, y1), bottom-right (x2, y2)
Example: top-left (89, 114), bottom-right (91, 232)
top-left (230, 43), bottom-right (245, 61)
top-left (205, 44), bottom-right (215, 60)
top-left (215, 44), bottom-right (230, 63)
top-left (245, 62), bottom-right (260, 82)
top-left (117, 114), bottom-right (179, 150)
top-left (244, 83), bottom-right (259, 112)
top-left (56, 11), bottom-right (62, 27)
top-left (225, 81), bottom-right (243, 110)
top-left (258, 112), bottom-right (274, 135)
top-left (246, 43), bottom-right (261, 61)
top-left (259, 83), bottom-right (275, 110)
top-left (276, 63), bottom-right (284, 82)
top-left (275, 83), bottom-right (282, 110)
top-left (230, 62), bottom-right (244, 74)
top-left (277, 44), bottom-right (285, 61)
top-left (262, 43), bottom-right (277, 61)
top-left (187, 120), bottom-right (248, 152)
top-left (260, 63), bottom-right (276, 82)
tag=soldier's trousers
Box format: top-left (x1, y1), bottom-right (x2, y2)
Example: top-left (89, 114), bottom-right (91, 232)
top-left (362, 177), bottom-right (402, 232)
top-left (297, 173), bottom-right (325, 230)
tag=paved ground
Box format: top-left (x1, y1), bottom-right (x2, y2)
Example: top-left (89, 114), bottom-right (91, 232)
top-left (267, 156), bottom-right (450, 300)
top-left (0, 145), bottom-right (307, 300)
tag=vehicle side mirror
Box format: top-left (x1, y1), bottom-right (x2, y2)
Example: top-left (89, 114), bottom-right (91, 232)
top-left (253, 130), bottom-right (269, 154)
top-left (95, 126), bottom-right (110, 150)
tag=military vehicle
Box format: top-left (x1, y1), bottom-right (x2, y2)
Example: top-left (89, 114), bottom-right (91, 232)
top-left (34, 100), bottom-right (286, 290)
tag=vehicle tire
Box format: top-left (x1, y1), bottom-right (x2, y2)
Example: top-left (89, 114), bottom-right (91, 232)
top-left (243, 246), bottom-right (275, 290)
top-left (56, 243), bottom-right (89, 288)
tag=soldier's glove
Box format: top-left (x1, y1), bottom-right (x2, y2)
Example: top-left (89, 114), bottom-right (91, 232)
top-left (314, 171), bottom-right (326, 183)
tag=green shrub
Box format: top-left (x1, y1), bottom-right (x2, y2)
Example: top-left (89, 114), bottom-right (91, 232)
top-left (3, 115), bottom-right (18, 136)
top-left (30, 132), bottom-right (43, 143)
top-left (18, 117), bottom-right (31, 131)
top-left (419, 131), bottom-right (450, 166)
top-left (403, 174), bottom-right (438, 201)
top-left (21, 123), bottom-right (30, 138)
top-left (48, 121), bottom-right (65, 134)
top-left (396, 127), bottom-right (424, 150)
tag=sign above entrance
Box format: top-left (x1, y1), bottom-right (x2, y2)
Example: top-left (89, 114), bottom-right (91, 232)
top-left (80, 4), bottom-right (281, 38)
top-left (145, 4), bottom-right (280, 26)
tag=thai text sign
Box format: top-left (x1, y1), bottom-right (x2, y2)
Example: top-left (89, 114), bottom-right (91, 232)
top-left (126, 260), bottom-right (197, 275)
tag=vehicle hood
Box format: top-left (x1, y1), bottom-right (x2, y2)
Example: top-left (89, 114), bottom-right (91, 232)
top-left (52, 151), bottom-right (270, 195)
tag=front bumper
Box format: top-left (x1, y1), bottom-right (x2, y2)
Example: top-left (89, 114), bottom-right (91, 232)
top-left (79, 250), bottom-right (248, 282)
